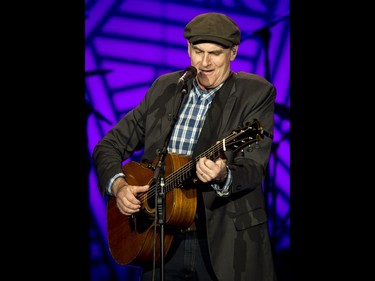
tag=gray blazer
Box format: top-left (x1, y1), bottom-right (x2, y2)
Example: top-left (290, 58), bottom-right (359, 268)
top-left (93, 70), bottom-right (277, 281)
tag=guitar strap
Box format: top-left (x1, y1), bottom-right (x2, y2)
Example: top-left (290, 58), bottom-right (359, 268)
top-left (192, 72), bottom-right (235, 159)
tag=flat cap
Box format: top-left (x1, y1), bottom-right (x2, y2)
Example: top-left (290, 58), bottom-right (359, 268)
top-left (184, 12), bottom-right (241, 48)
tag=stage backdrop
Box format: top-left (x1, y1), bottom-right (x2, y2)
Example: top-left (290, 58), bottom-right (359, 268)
top-left (85, 0), bottom-right (290, 280)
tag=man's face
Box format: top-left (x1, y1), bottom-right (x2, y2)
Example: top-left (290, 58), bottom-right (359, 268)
top-left (188, 42), bottom-right (237, 91)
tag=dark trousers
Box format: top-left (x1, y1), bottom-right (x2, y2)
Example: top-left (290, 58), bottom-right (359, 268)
top-left (140, 231), bottom-right (218, 281)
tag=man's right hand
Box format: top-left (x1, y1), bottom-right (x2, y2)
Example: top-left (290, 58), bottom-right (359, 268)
top-left (112, 177), bottom-right (149, 216)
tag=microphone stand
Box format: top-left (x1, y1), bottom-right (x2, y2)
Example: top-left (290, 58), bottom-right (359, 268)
top-left (152, 81), bottom-right (189, 281)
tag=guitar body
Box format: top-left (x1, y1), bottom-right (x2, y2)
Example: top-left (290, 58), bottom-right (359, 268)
top-left (107, 153), bottom-right (197, 265)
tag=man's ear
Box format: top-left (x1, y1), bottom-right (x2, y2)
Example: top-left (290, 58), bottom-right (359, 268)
top-left (230, 46), bottom-right (238, 61)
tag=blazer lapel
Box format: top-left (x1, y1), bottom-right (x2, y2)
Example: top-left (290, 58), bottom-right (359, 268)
top-left (192, 73), bottom-right (235, 158)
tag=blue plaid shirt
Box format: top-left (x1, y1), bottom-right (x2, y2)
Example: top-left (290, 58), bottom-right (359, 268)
top-left (168, 80), bottom-right (222, 156)
top-left (168, 80), bottom-right (231, 196)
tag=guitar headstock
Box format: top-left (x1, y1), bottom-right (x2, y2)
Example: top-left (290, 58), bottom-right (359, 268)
top-left (223, 119), bottom-right (267, 153)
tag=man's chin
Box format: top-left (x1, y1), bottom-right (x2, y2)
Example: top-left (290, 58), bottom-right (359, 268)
top-left (197, 77), bottom-right (213, 90)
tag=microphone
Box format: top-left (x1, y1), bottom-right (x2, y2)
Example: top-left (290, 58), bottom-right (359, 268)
top-left (178, 66), bottom-right (197, 84)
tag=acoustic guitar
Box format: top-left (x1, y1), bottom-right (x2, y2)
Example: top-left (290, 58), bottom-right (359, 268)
top-left (106, 119), bottom-right (267, 265)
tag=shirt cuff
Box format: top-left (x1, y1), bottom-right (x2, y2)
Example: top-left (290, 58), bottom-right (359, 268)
top-left (107, 172), bottom-right (126, 196)
top-left (211, 166), bottom-right (232, 197)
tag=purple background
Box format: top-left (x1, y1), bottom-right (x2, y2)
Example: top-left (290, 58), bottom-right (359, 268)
top-left (85, 0), bottom-right (290, 280)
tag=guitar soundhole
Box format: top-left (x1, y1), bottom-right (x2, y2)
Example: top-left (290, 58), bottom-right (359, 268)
top-left (146, 187), bottom-right (157, 209)
top-left (135, 208), bottom-right (155, 232)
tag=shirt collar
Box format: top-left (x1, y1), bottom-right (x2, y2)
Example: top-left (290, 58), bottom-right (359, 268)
top-left (192, 80), bottom-right (224, 101)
